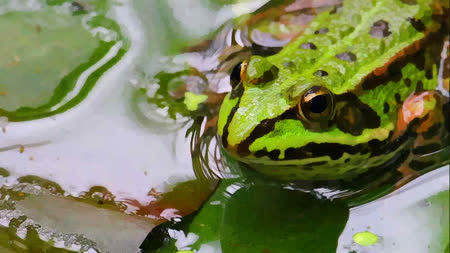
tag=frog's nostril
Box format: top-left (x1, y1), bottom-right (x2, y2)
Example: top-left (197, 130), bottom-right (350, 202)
top-left (245, 56), bottom-right (279, 86)
top-left (257, 65), bottom-right (279, 84)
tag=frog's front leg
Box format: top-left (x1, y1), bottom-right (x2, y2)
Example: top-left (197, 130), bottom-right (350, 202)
top-left (393, 90), bottom-right (449, 188)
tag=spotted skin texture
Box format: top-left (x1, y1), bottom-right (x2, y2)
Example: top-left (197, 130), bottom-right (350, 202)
top-left (218, 0), bottom-right (449, 180)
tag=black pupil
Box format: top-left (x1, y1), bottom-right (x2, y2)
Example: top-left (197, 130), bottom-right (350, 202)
top-left (230, 62), bottom-right (242, 87)
top-left (309, 95), bottom-right (328, 113)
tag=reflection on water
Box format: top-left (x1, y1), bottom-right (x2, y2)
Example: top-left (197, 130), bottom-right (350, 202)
top-left (0, 0), bottom-right (449, 252)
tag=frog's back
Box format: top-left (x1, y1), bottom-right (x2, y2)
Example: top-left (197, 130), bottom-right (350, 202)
top-left (270, 0), bottom-right (445, 93)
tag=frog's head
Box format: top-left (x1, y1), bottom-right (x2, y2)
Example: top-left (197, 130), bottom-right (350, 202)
top-left (217, 55), bottom-right (396, 181)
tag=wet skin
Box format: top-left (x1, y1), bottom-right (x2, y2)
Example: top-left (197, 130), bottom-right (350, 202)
top-left (218, 0), bottom-right (449, 181)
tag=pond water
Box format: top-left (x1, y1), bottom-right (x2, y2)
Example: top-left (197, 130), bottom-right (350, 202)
top-left (0, 0), bottom-right (448, 252)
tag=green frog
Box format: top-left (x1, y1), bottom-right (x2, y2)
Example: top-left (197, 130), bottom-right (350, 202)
top-left (216, 0), bottom-right (449, 188)
top-left (147, 0), bottom-right (448, 193)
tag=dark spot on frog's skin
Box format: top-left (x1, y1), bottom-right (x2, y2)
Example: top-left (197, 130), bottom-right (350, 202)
top-left (425, 69), bottom-right (433, 79)
top-left (383, 102), bottom-right (390, 113)
top-left (412, 143), bottom-right (442, 155)
top-left (416, 80), bottom-right (424, 92)
top-left (302, 167), bottom-right (314, 171)
top-left (389, 69), bottom-right (403, 83)
top-left (404, 78), bottom-right (412, 87)
top-left (400, 0), bottom-right (417, 5)
top-left (395, 93), bottom-right (401, 104)
top-left (283, 61), bottom-right (295, 68)
top-left (407, 17), bottom-right (426, 32)
top-left (254, 148), bottom-right (280, 160)
top-left (314, 28), bottom-right (329, 34)
top-left (336, 52), bottom-right (357, 62)
top-left (409, 160), bottom-right (434, 171)
top-left (301, 43), bottom-right (317, 50)
top-left (314, 70), bottom-right (328, 77)
top-left (423, 123), bottom-right (441, 139)
top-left (370, 20), bottom-right (392, 38)
top-left (344, 158), bottom-right (350, 163)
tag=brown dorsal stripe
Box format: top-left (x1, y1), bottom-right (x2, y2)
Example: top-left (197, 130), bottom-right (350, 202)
top-left (404, 78), bottom-right (412, 87)
top-left (359, 34), bottom-right (430, 91)
top-left (357, 19), bottom-right (449, 92)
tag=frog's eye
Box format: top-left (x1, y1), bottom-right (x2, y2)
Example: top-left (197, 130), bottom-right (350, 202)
top-left (230, 61), bottom-right (247, 87)
top-left (298, 86), bottom-right (335, 126)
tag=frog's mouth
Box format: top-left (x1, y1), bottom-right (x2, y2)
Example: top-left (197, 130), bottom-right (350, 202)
top-left (226, 138), bottom-right (411, 180)
top-left (222, 124), bottom-right (411, 171)
top-left (231, 138), bottom-right (403, 162)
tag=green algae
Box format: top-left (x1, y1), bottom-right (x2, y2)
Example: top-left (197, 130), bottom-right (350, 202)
top-left (184, 92), bottom-right (208, 111)
top-left (0, 219), bottom-right (77, 252)
top-left (0, 167), bottom-right (10, 177)
top-left (353, 231), bottom-right (379, 246)
top-left (0, 186), bottom-right (78, 252)
top-left (17, 175), bottom-right (65, 194)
